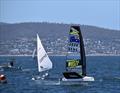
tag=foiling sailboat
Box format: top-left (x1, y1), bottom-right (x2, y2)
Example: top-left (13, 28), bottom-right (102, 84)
top-left (32, 34), bottom-right (53, 80)
top-left (62, 26), bottom-right (94, 82)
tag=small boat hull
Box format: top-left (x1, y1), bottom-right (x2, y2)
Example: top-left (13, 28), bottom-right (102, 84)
top-left (62, 76), bottom-right (94, 82)
top-left (62, 72), bottom-right (94, 82)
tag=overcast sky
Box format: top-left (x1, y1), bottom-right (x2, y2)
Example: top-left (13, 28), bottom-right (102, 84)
top-left (0, 0), bottom-right (120, 30)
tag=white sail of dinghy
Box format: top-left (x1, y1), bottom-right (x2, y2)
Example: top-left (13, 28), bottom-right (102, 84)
top-left (37, 34), bottom-right (52, 72)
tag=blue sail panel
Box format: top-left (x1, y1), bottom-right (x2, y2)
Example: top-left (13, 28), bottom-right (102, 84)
top-left (70, 36), bottom-right (80, 43)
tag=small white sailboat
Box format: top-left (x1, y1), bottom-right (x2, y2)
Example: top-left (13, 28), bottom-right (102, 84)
top-left (32, 34), bottom-right (53, 80)
top-left (37, 34), bottom-right (52, 72)
top-left (61, 26), bottom-right (94, 82)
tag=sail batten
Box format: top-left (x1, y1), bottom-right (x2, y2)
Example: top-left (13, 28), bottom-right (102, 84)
top-left (37, 34), bottom-right (52, 72)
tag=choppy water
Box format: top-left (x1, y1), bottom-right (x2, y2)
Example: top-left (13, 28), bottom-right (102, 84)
top-left (0, 56), bottom-right (120, 93)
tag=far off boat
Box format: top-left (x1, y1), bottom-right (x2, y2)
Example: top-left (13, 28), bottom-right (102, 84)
top-left (0, 74), bottom-right (7, 84)
top-left (0, 58), bottom-right (22, 71)
top-left (62, 26), bottom-right (94, 82)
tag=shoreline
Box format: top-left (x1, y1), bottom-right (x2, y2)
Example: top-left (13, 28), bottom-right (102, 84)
top-left (0, 54), bottom-right (120, 57)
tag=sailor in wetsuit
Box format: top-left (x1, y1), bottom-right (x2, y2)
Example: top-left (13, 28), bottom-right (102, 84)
top-left (8, 59), bottom-right (15, 67)
top-left (10, 61), bottom-right (14, 67)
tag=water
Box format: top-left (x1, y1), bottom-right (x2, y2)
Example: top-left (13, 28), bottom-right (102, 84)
top-left (0, 56), bottom-right (120, 93)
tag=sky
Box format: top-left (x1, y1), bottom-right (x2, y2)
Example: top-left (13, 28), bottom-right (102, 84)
top-left (0, 0), bottom-right (120, 30)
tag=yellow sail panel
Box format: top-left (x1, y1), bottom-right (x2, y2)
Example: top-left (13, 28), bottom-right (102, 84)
top-left (67, 60), bottom-right (81, 68)
top-left (69, 27), bottom-right (79, 35)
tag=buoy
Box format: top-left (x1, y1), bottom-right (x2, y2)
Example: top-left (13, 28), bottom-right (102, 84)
top-left (0, 74), bottom-right (7, 83)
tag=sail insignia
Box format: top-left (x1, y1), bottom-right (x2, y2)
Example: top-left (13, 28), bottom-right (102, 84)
top-left (66, 26), bottom-right (86, 76)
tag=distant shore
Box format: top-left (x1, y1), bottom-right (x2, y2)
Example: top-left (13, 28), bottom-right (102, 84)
top-left (0, 54), bottom-right (120, 57)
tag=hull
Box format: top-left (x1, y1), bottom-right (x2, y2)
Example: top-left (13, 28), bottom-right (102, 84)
top-left (62, 76), bottom-right (94, 82)
top-left (32, 77), bottom-right (94, 85)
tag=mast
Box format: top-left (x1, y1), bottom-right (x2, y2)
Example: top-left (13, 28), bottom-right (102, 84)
top-left (77, 26), bottom-right (86, 76)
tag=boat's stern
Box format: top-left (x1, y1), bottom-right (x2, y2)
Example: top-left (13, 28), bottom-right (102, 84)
top-left (82, 76), bottom-right (95, 81)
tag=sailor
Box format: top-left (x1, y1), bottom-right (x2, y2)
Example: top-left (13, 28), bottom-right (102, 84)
top-left (10, 61), bottom-right (14, 67)
top-left (8, 58), bottom-right (15, 67)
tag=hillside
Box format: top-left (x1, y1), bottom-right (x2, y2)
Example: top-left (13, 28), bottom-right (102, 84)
top-left (0, 22), bottom-right (120, 55)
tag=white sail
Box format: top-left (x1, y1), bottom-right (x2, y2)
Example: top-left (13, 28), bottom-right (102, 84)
top-left (37, 34), bottom-right (52, 72)
top-left (32, 48), bottom-right (36, 58)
